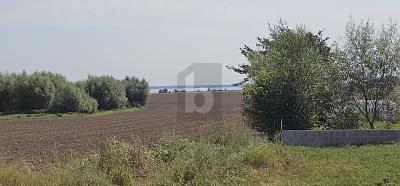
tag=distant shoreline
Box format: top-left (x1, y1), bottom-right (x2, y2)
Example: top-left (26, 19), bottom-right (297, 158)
top-left (150, 84), bottom-right (241, 89)
top-left (150, 85), bottom-right (242, 93)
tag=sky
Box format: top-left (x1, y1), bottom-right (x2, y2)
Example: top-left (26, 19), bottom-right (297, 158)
top-left (1, 0), bottom-right (400, 85)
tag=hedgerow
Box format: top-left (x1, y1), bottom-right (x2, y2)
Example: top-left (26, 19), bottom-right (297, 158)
top-left (0, 71), bottom-right (148, 114)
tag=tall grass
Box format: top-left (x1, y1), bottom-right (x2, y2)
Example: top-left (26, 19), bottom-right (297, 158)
top-left (1, 125), bottom-right (400, 185)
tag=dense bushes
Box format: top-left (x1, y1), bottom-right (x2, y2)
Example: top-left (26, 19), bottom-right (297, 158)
top-left (240, 23), bottom-right (336, 138)
top-left (232, 21), bottom-right (370, 137)
top-left (0, 71), bottom-right (66, 112)
top-left (232, 19), bottom-right (400, 135)
top-left (0, 71), bottom-right (149, 114)
top-left (123, 76), bottom-right (149, 107)
top-left (49, 83), bottom-right (98, 113)
top-left (85, 76), bottom-right (128, 110)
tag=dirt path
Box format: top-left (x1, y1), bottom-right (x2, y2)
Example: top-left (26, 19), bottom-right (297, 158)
top-left (0, 92), bottom-right (242, 164)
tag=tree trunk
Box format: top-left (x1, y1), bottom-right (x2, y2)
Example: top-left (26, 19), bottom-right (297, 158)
top-left (368, 121), bottom-right (374, 129)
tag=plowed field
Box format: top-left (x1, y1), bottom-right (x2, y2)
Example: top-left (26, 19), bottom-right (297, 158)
top-left (0, 92), bottom-right (242, 164)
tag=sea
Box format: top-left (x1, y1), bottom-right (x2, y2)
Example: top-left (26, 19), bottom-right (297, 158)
top-left (149, 85), bottom-right (242, 93)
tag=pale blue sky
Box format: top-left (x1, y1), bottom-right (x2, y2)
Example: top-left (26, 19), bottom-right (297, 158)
top-left (1, 0), bottom-right (400, 85)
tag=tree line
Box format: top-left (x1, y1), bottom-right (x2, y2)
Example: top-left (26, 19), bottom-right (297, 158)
top-left (0, 71), bottom-right (149, 114)
top-left (229, 19), bottom-right (400, 138)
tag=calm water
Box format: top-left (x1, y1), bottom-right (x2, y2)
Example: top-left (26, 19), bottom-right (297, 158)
top-left (149, 85), bottom-right (242, 93)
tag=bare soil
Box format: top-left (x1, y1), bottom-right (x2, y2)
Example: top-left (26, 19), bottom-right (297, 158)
top-left (0, 92), bottom-right (242, 164)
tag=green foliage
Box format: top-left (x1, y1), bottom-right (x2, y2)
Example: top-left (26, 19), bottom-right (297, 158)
top-left (197, 124), bottom-right (256, 151)
top-left (1, 126), bottom-right (400, 185)
top-left (123, 76), bottom-right (149, 107)
top-left (59, 157), bottom-right (112, 186)
top-left (325, 106), bottom-right (361, 129)
top-left (388, 87), bottom-right (400, 123)
top-left (283, 144), bottom-right (400, 185)
top-left (0, 71), bottom-right (67, 112)
top-left (1, 71), bottom-right (148, 115)
top-left (0, 73), bottom-right (13, 112)
top-left (338, 19), bottom-right (400, 129)
top-left (153, 139), bottom-right (251, 185)
top-left (242, 143), bottom-right (290, 170)
top-left (85, 76), bottom-right (128, 110)
top-left (98, 138), bottom-right (135, 185)
top-left (241, 22), bottom-right (336, 138)
top-left (49, 83), bottom-right (98, 113)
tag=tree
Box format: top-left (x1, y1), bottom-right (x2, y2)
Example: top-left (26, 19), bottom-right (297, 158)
top-left (239, 21), bottom-right (336, 138)
top-left (0, 71), bottom-right (67, 112)
top-left (0, 73), bottom-right (13, 112)
top-left (123, 76), bottom-right (149, 107)
top-left (85, 76), bottom-right (128, 110)
top-left (339, 19), bottom-right (400, 129)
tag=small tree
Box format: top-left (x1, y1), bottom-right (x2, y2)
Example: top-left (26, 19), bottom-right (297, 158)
top-left (239, 21), bottom-right (335, 138)
top-left (339, 19), bottom-right (400, 129)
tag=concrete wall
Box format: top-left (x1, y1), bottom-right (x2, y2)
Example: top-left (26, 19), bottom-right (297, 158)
top-left (281, 130), bottom-right (400, 146)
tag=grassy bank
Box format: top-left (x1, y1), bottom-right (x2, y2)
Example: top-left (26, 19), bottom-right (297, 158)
top-left (0, 107), bottom-right (139, 121)
top-left (371, 121), bottom-right (400, 129)
top-left (1, 125), bottom-right (399, 185)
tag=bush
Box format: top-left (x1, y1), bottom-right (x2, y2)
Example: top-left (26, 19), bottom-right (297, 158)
top-left (49, 83), bottom-right (98, 113)
top-left (325, 105), bottom-right (361, 129)
top-left (240, 22), bottom-right (337, 138)
top-left (85, 76), bottom-right (128, 110)
top-left (98, 138), bottom-right (135, 185)
top-left (1, 71), bottom-right (149, 114)
top-left (0, 74), bottom-right (14, 112)
top-left (152, 138), bottom-right (251, 185)
top-left (123, 76), bottom-right (149, 107)
top-left (21, 72), bottom-right (65, 110)
top-left (0, 71), bottom-right (68, 112)
top-left (98, 138), bottom-right (154, 185)
top-left (60, 157), bottom-right (112, 186)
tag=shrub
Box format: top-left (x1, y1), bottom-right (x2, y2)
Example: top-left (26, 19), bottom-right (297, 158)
top-left (152, 138), bottom-right (251, 185)
top-left (59, 157), bottom-right (112, 186)
top-left (98, 138), bottom-right (135, 185)
top-left (1, 71), bottom-right (149, 114)
top-left (240, 22), bottom-right (338, 139)
top-left (0, 73), bottom-right (14, 112)
top-left (49, 83), bottom-right (98, 113)
top-left (325, 105), bottom-right (361, 129)
top-left (123, 76), bottom-right (149, 107)
top-left (85, 76), bottom-right (127, 110)
top-left (12, 72), bottom-right (52, 110)
top-left (0, 71), bottom-right (68, 112)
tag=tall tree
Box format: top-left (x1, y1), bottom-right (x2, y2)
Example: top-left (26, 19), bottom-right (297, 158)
top-left (339, 19), bottom-right (400, 129)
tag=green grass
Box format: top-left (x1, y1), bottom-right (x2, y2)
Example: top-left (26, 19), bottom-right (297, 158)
top-left (1, 125), bottom-right (400, 185)
top-left (283, 145), bottom-right (400, 185)
top-left (373, 121), bottom-right (400, 129)
top-left (0, 107), bottom-right (139, 121)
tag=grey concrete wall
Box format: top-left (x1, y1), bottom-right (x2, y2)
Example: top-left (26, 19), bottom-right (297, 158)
top-left (281, 130), bottom-right (400, 146)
